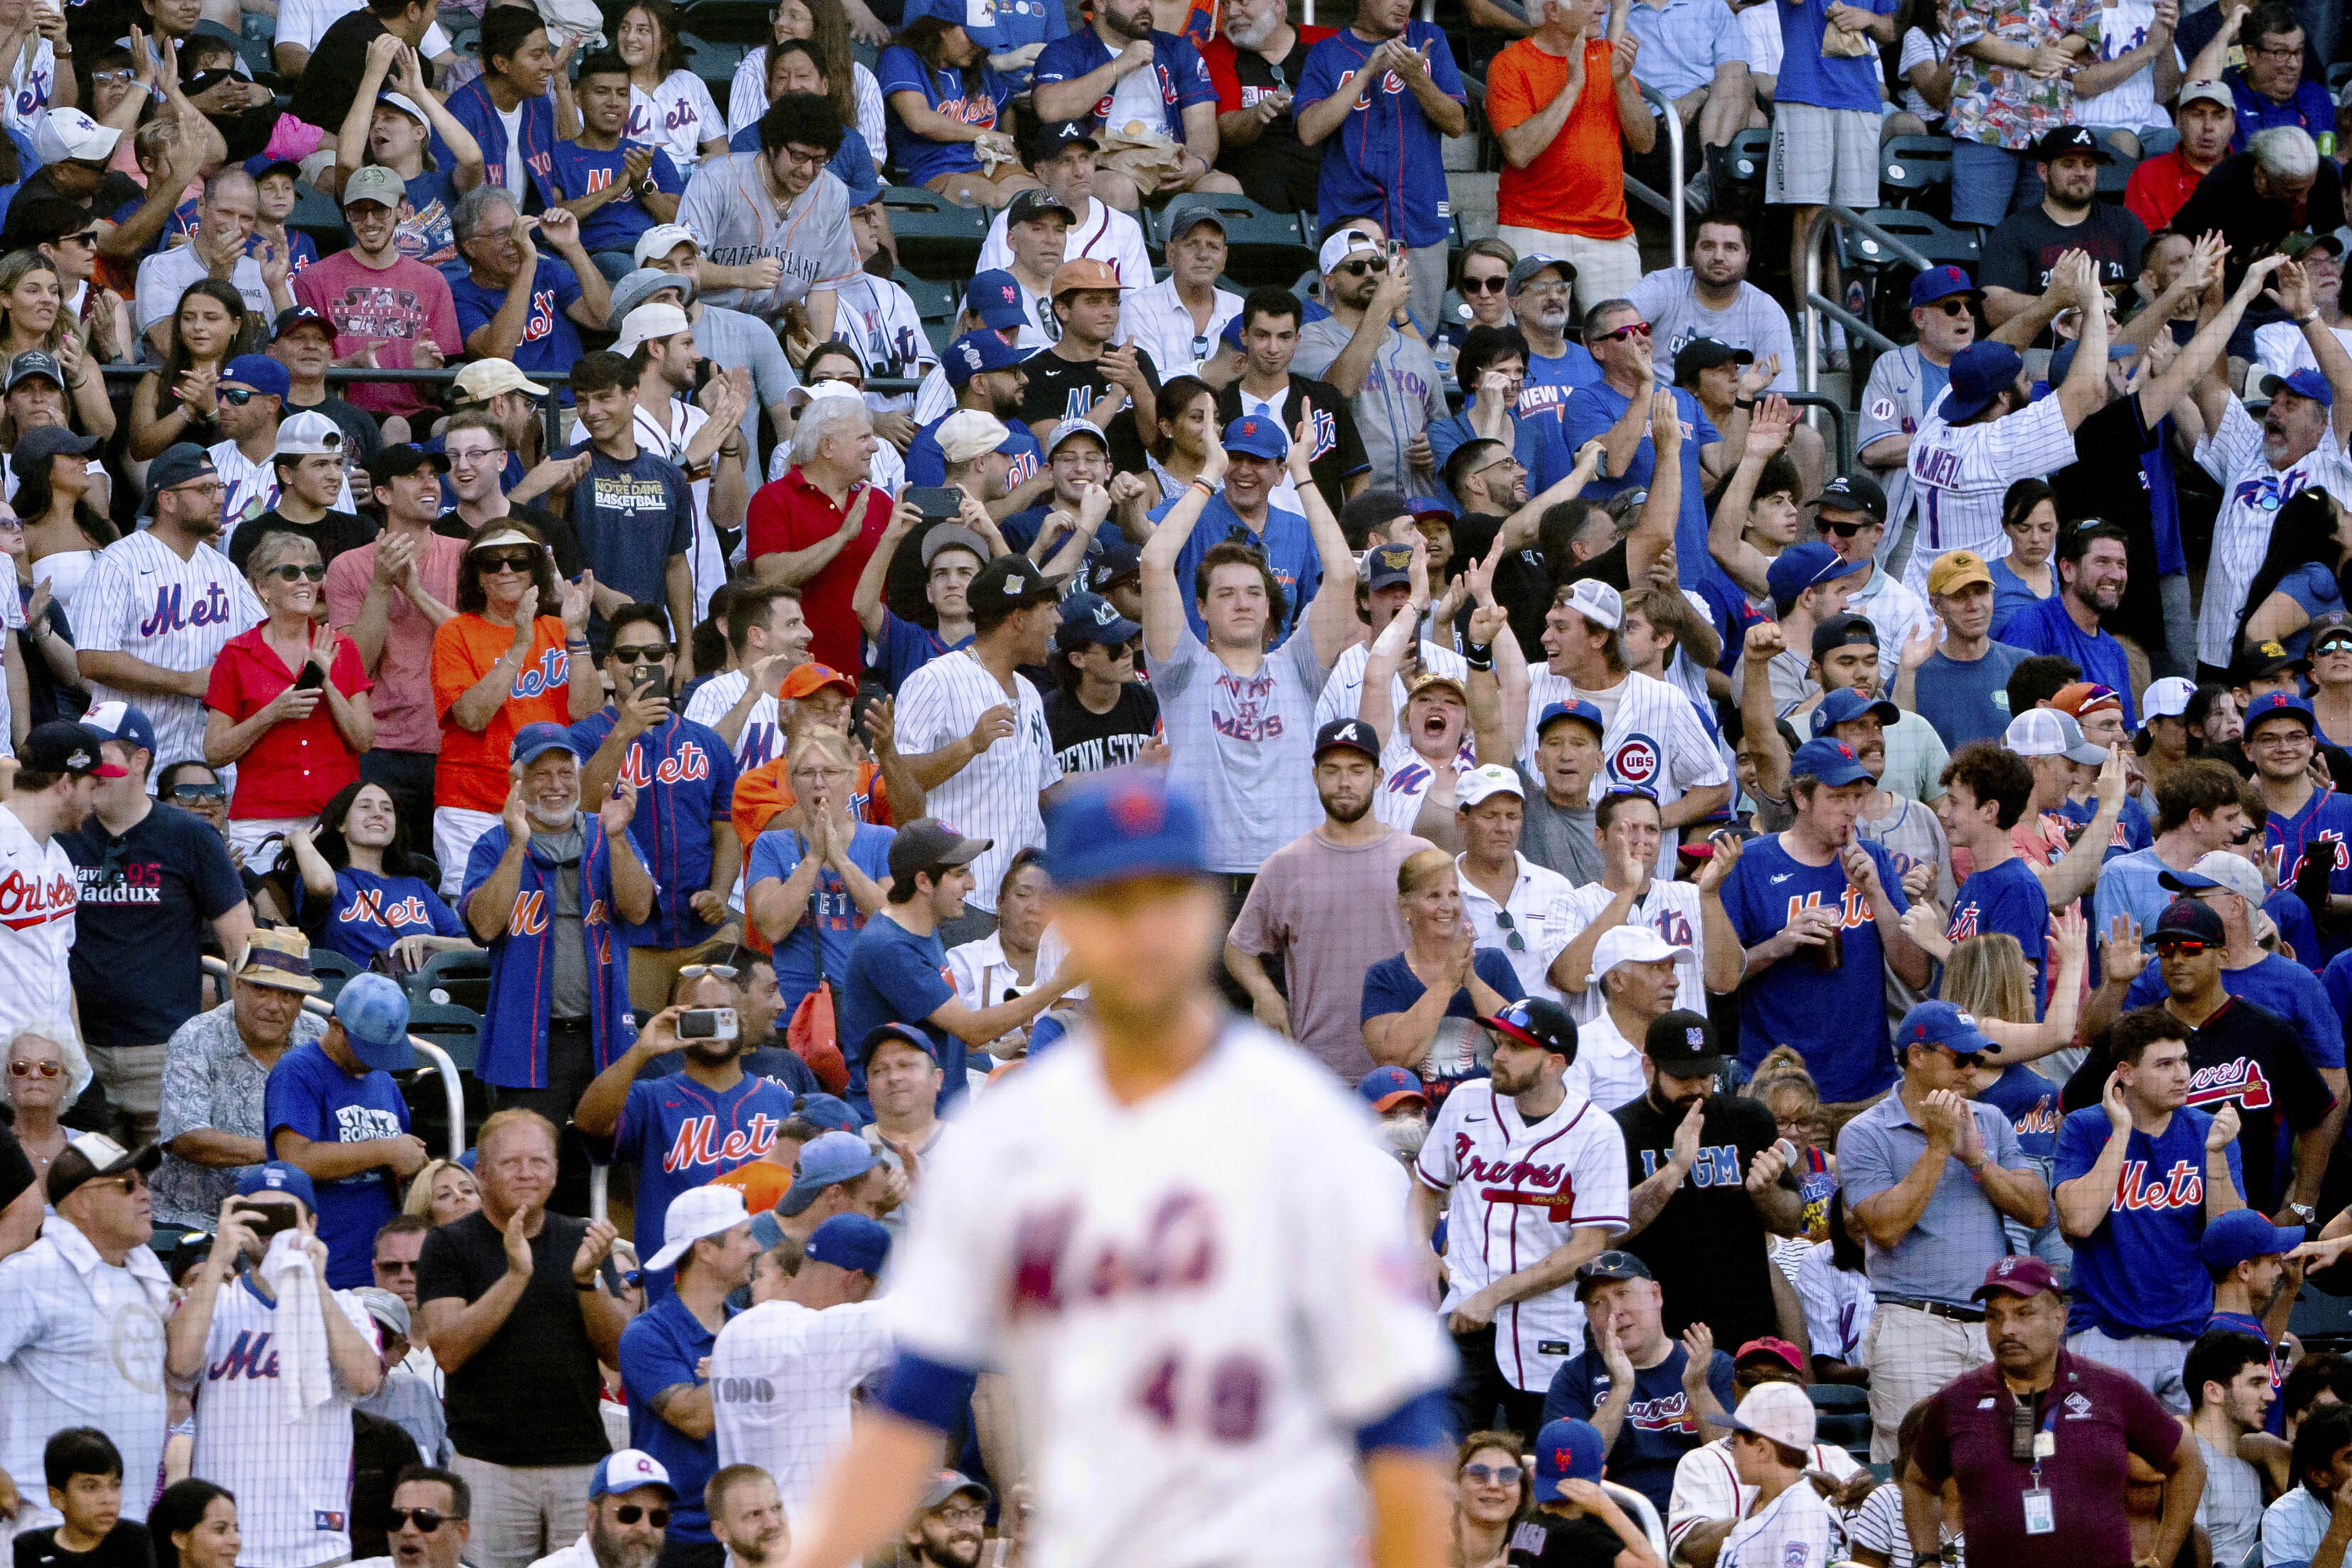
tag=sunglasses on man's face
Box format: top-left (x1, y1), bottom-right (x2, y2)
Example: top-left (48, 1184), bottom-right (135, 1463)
top-left (1932, 299), bottom-right (1971, 317)
top-left (267, 563), bottom-right (327, 582)
top-left (2228, 822), bottom-right (2260, 844)
top-left (1820, 518), bottom-right (1875, 538)
top-left (387, 1510), bottom-right (465, 1534)
top-left (1340, 258), bottom-right (1387, 277)
top-left (611, 1508), bottom-right (669, 1529)
top-left (220, 387), bottom-right (261, 406)
top-left (612, 643), bottom-right (670, 664)
top-left (1594, 320), bottom-right (1651, 342)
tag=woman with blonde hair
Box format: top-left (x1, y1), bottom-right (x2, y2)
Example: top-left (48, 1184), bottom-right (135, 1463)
top-left (403, 1158), bottom-right (481, 1224)
top-left (1749, 1046), bottom-right (1835, 1256)
top-left (1451, 1429), bottom-right (1530, 1568)
top-left (0, 251), bottom-right (113, 438)
top-left (1362, 847), bottom-right (1522, 1096)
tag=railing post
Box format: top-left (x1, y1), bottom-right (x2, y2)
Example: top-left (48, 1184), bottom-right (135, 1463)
top-left (1638, 83), bottom-right (1685, 263)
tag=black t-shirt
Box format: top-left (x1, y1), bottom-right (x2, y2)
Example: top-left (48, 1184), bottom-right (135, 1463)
top-left (433, 502), bottom-right (585, 580)
top-left (204, 103), bottom-right (284, 163)
top-left (2, 167), bottom-right (145, 250)
top-left (1018, 346), bottom-right (1159, 473)
top-left (2170, 154), bottom-right (2348, 291)
top-left (1980, 201), bottom-right (2149, 298)
top-left (1214, 373), bottom-right (1370, 517)
top-left (17, 577), bottom-right (75, 727)
top-left (1044, 683), bottom-right (1159, 776)
top-left (1612, 1089), bottom-right (1784, 1349)
top-left (1216, 38), bottom-right (1325, 213)
top-left (0, 1121), bottom-right (33, 1218)
top-left (288, 394), bottom-right (384, 474)
top-left (1448, 510), bottom-right (1554, 663)
top-left (227, 509), bottom-right (381, 573)
top-left (288, 10), bottom-right (395, 131)
top-left (415, 1209), bottom-right (614, 1466)
top-left (2051, 393), bottom-right (2168, 650)
top-left (1507, 1510), bottom-right (1631, 1568)
top-left (2062, 995), bottom-right (2334, 1212)
top-left (59, 802), bottom-right (248, 1049)
top-left (12, 1522), bottom-right (154, 1568)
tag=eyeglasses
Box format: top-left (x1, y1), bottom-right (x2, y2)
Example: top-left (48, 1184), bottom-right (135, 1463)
top-left (611, 1507), bottom-right (670, 1528)
top-left (678, 963), bottom-right (738, 980)
top-left (0, 517), bottom-right (23, 531)
top-left (8, 1059), bottom-right (60, 1078)
top-left (387, 1510), bottom-right (465, 1533)
top-left (374, 1256), bottom-right (418, 1274)
top-left (2251, 41), bottom-right (2303, 57)
top-left (1461, 275), bottom-right (1508, 295)
top-left (933, 1505), bottom-right (987, 1527)
top-left (267, 563), bottom-right (328, 582)
top-left (1594, 320), bottom-right (1651, 342)
top-left (477, 551), bottom-right (539, 575)
top-left (88, 68), bottom-right (136, 84)
top-left (2229, 822), bottom-right (2260, 844)
top-left (1340, 258), bottom-right (1387, 277)
top-left (778, 144), bottom-right (827, 168)
top-left (171, 782), bottom-right (228, 801)
top-left (1491, 910), bottom-right (1527, 953)
top-left (95, 1172), bottom-right (146, 1195)
top-left (2154, 938), bottom-right (2210, 956)
top-left (1461, 1463), bottom-right (1523, 1486)
top-left (2251, 729), bottom-right (2312, 748)
top-left (613, 643), bottom-right (671, 664)
top-left (788, 765), bottom-right (853, 782)
top-left (220, 387), bottom-right (260, 406)
top-left (171, 479), bottom-right (226, 497)
top-left (1518, 277), bottom-right (1570, 297)
top-left (1820, 519), bottom-right (1874, 538)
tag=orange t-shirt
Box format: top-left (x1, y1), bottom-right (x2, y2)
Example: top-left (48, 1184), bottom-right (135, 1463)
top-left (430, 613), bottom-right (578, 812)
top-left (710, 1161), bottom-right (793, 1214)
top-left (1486, 36), bottom-right (1633, 240)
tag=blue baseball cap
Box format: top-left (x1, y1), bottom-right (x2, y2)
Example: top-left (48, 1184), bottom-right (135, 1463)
top-left (1788, 736), bottom-right (1873, 788)
top-left (2201, 1207), bottom-right (2307, 1273)
top-left (334, 972), bottom-right (413, 1071)
top-left (792, 1093), bottom-right (860, 1132)
top-left (859, 1021), bottom-right (937, 1067)
top-left (1046, 772), bottom-right (1207, 893)
top-left (1536, 699), bottom-right (1605, 741)
top-left (2245, 691), bottom-right (2317, 735)
top-left (944, 330), bottom-right (1031, 387)
top-left (221, 354), bottom-right (290, 401)
top-left (1365, 542), bottom-right (1416, 593)
top-left (1054, 590), bottom-right (1141, 650)
top-left (80, 700), bottom-right (157, 758)
top-left (1222, 414), bottom-right (1288, 461)
top-left (1357, 1066), bottom-right (1427, 1111)
top-left (510, 721), bottom-right (578, 769)
top-left (1811, 686), bottom-right (1902, 737)
top-left (1895, 1000), bottom-right (1996, 1061)
top-left (235, 1160), bottom-right (317, 1211)
top-left (1942, 342), bottom-right (2026, 423)
top-left (2263, 368), bottom-right (2335, 408)
top-left (964, 270), bottom-right (1025, 331)
top-left (1088, 541), bottom-right (1143, 593)
top-left (778, 1130), bottom-right (877, 1216)
top-left (805, 1213), bottom-right (892, 1276)
top-left (2046, 337), bottom-right (2135, 385)
top-left (1764, 541), bottom-right (1850, 604)
top-left (1532, 1419), bottom-right (1607, 1499)
top-left (591, 1451), bottom-right (677, 1502)
top-left (1908, 265), bottom-right (1980, 309)
top-left (1221, 310), bottom-right (1246, 351)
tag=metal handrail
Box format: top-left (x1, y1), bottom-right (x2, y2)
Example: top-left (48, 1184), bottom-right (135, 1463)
top-left (1799, 203), bottom-right (1933, 399)
top-left (198, 954), bottom-right (465, 1162)
top-left (101, 363), bottom-right (578, 467)
top-left (1784, 393), bottom-right (1853, 478)
top-left (1638, 82), bottom-right (1686, 262)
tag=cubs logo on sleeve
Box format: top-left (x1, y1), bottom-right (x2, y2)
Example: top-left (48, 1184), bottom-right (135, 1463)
top-left (1608, 734), bottom-right (1661, 787)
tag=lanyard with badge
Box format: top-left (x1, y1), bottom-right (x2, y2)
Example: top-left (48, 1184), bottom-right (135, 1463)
top-left (2008, 1384), bottom-right (2060, 1534)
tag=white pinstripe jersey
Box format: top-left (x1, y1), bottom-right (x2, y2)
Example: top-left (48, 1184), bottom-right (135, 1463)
top-left (894, 649), bottom-right (1062, 913)
top-left (630, 398), bottom-right (727, 623)
top-left (0, 803), bottom-right (76, 1051)
top-left (1668, 1436), bottom-right (1858, 1555)
top-left (1414, 1081), bottom-right (1630, 1393)
top-left (76, 529), bottom-right (265, 772)
top-left (1717, 1467), bottom-right (1836, 1568)
top-left (187, 1279), bottom-right (379, 1568)
top-left (1899, 390), bottom-right (2080, 597)
top-left (2194, 397), bottom-right (2352, 671)
top-left (1519, 668), bottom-right (1728, 881)
top-left (888, 1024), bottom-right (1456, 1568)
top-left (1556, 879), bottom-right (1706, 1025)
top-left (710, 1298), bottom-right (894, 1517)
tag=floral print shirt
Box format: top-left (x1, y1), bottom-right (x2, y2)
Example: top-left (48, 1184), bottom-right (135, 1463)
top-left (1947, 0), bottom-right (2102, 149)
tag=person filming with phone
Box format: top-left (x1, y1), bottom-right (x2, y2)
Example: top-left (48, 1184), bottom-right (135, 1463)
top-left (571, 604), bottom-right (744, 1014)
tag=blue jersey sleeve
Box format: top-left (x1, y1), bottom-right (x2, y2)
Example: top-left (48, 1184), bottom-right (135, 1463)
top-left (650, 149), bottom-right (685, 194)
top-left (877, 44), bottom-right (928, 97)
top-left (461, 825), bottom-right (514, 906)
top-left (1031, 33), bottom-right (1090, 87)
top-left (616, 1313), bottom-right (702, 1424)
top-left (1291, 31), bottom-right (1346, 108)
top-left (1705, 1351), bottom-right (1737, 1410)
top-left (1166, 34), bottom-right (1219, 110)
top-left (2052, 1108), bottom-right (2104, 1187)
top-left (1472, 948), bottom-right (1523, 1002)
top-left (424, 885), bottom-right (468, 939)
top-left (747, 828), bottom-right (800, 889)
top-left (1362, 956), bottom-right (1417, 1020)
top-left (610, 1076), bottom-right (662, 1164)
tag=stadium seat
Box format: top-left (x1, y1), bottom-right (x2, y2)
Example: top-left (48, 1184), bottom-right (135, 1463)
top-left (2139, 127), bottom-right (2181, 158)
top-left (287, 178), bottom-right (351, 245)
top-left (2291, 1284), bottom-right (2352, 1348)
top-left (895, 267), bottom-right (958, 327)
top-left (410, 947), bottom-right (492, 1013)
top-left (307, 948), bottom-right (361, 1002)
top-left (2094, 132), bottom-right (2139, 198)
top-left (2331, 60), bottom-right (2352, 94)
top-left (404, 1001), bottom-right (482, 1073)
top-left (1808, 1382), bottom-right (1872, 1456)
top-left (1838, 207), bottom-right (1981, 275)
top-left (1878, 135), bottom-right (1954, 205)
top-left (678, 0), bottom-right (778, 42)
top-left (1154, 193), bottom-right (1315, 288)
top-left (1722, 125), bottom-right (1770, 186)
top-left (880, 184), bottom-right (990, 281)
top-left (403, 1000), bottom-right (487, 1151)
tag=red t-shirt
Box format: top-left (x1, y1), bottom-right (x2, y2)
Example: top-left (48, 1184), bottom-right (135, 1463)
top-left (1198, 24), bottom-right (1336, 110)
top-left (205, 626), bottom-right (374, 820)
top-left (2123, 149), bottom-right (2210, 233)
top-left (292, 250), bottom-right (463, 419)
top-left (744, 468), bottom-right (888, 676)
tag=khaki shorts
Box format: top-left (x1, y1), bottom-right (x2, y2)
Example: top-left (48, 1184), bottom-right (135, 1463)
top-left (1765, 101), bottom-right (1882, 207)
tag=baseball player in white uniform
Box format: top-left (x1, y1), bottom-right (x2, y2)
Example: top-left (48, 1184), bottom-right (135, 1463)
top-left (74, 445), bottom-right (265, 777)
top-left (164, 1164), bottom-right (386, 1568)
top-left (674, 126), bottom-right (859, 327)
top-left (1413, 997), bottom-right (1631, 1434)
top-left (776, 774), bottom-right (1457, 1568)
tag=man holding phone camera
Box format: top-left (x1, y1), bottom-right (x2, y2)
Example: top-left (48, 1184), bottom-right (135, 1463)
top-left (571, 605), bottom-right (743, 1014)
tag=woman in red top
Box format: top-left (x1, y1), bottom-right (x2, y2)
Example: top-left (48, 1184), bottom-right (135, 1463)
top-left (204, 531), bottom-right (377, 862)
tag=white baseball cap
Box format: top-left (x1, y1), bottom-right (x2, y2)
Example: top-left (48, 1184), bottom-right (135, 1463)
top-left (33, 107), bottom-right (120, 165)
top-left (1722, 1382), bottom-right (1816, 1450)
top-left (643, 1184), bottom-right (749, 1273)
top-left (613, 302), bottom-right (690, 357)
top-left (1563, 577), bottom-right (1623, 631)
top-left (938, 409), bottom-right (1010, 465)
top-left (1318, 229), bottom-right (1382, 274)
top-left (2005, 707), bottom-right (2105, 766)
top-left (2176, 79), bottom-right (2233, 110)
top-left (378, 91), bottom-right (430, 127)
top-left (273, 409), bottom-right (345, 457)
top-left (633, 223), bottom-right (699, 267)
top-left (1589, 924), bottom-right (1691, 984)
top-left (1458, 764), bottom-right (1524, 807)
top-left (2141, 676), bottom-right (2196, 724)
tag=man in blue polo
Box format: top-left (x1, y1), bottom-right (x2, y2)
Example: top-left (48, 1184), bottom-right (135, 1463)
top-left (906, 331), bottom-right (1044, 490)
top-left (1151, 415), bottom-right (1320, 642)
top-left (264, 972), bottom-right (421, 1287)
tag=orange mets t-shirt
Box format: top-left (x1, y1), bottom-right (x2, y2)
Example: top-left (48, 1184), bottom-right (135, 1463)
top-left (430, 613), bottom-right (577, 812)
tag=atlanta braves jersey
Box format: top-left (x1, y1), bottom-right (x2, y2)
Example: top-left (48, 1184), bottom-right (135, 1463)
top-left (78, 529), bottom-right (265, 773)
top-left (0, 803), bottom-right (77, 1051)
top-left (188, 1277), bottom-right (379, 1568)
top-left (1414, 1080), bottom-right (1631, 1392)
top-left (2195, 398), bottom-right (2352, 672)
top-left (675, 158), bottom-right (860, 320)
top-left (1900, 388), bottom-right (2080, 598)
top-left (1555, 879), bottom-right (1707, 1025)
top-left (1519, 667), bottom-right (1728, 881)
top-left (568, 708), bottom-right (739, 950)
top-left (893, 649), bottom-right (1061, 914)
top-left (886, 1022), bottom-right (1456, 1568)
top-left (711, 1297), bottom-right (895, 1517)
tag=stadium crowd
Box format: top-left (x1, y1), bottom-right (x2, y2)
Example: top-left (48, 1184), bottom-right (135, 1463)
top-left (4, 0), bottom-right (2352, 1559)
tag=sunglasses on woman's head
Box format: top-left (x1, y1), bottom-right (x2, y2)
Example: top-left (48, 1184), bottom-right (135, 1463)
top-left (478, 551), bottom-right (539, 574)
top-left (267, 563), bottom-right (327, 582)
top-left (171, 783), bottom-right (228, 801)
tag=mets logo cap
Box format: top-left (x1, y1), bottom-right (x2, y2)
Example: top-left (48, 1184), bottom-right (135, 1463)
top-left (1045, 771), bottom-right (1207, 894)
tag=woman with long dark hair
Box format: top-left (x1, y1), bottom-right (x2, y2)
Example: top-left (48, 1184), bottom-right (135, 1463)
top-left (1987, 477), bottom-right (2057, 640)
top-left (2235, 487), bottom-right (2351, 659)
top-left (1145, 375), bottom-right (1217, 501)
top-left (728, 0), bottom-right (887, 166)
top-left (153, 1481), bottom-right (239, 1568)
top-left (616, 0), bottom-right (728, 166)
top-left (127, 279), bottom-right (256, 460)
top-left (878, 16), bottom-right (1036, 208)
top-left (286, 780), bottom-right (477, 971)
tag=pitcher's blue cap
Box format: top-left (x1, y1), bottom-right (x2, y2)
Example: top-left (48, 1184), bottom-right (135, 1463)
top-left (1811, 686), bottom-right (1902, 736)
top-left (1789, 736), bottom-right (1872, 788)
top-left (805, 1213), bottom-right (892, 1276)
top-left (335, 972), bottom-right (413, 1070)
top-left (1046, 773), bottom-right (1206, 892)
top-left (1908, 266), bottom-right (1979, 308)
top-left (1532, 1419), bottom-right (1606, 1498)
top-left (964, 270), bottom-right (1024, 331)
top-left (235, 1160), bottom-right (317, 1211)
top-left (1943, 342), bottom-right (2025, 423)
top-left (1222, 415), bottom-right (1288, 461)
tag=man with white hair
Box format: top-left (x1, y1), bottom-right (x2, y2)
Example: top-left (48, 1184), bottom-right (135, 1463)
top-left (746, 396), bottom-right (896, 676)
top-left (1573, 926), bottom-right (1694, 1112)
top-left (613, 302), bottom-right (749, 623)
top-left (134, 169), bottom-right (296, 354)
top-left (2169, 125), bottom-right (2348, 304)
top-left (1200, 0), bottom-right (1333, 212)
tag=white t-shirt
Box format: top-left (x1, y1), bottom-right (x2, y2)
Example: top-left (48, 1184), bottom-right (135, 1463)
top-left (0, 803), bottom-right (77, 1050)
top-left (498, 103), bottom-right (527, 203)
top-left (1897, 27), bottom-right (1947, 121)
top-left (627, 70), bottom-right (724, 169)
top-left (1148, 625), bottom-right (1330, 874)
top-left (2254, 319), bottom-right (2352, 382)
top-left (834, 272), bottom-right (936, 393)
top-left (275, 0), bottom-right (452, 54)
top-left (1738, 2), bottom-right (1781, 73)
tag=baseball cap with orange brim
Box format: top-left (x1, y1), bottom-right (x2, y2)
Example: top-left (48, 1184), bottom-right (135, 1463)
top-left (781, 664), bottom-right (856, 701)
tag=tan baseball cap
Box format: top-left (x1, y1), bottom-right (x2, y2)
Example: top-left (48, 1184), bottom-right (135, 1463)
top-left (452, 359), bottom-right (551, 403)
top-left (1926, 549), bottom-right (1993, 595)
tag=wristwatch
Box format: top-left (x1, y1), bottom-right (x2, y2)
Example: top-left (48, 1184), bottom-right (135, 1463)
top-left (2290, 1202), bottom-right (2319, 1223)
top-left (638, 177), bottom-right (659, 197)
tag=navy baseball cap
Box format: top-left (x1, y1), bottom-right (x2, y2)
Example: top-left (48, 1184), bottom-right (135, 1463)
top-left (804, 1213), bottom-right (892, 1275)
top-left (1055, 591), bottom-right (1141, 650)
top-left (1222, 414), bottom-right (1288, 460)
top-left (2264, 368), bottom-right (2335, 408)
top-left (1045, 772), bottom-right (1207, 893)
top-left (1536, 699), bottom-right (1604, 741)
top-left (273, 303), bottom-right (335, 341)
top-left (21, 721), bottom-right (125, 778)
top-left (2030, 125), bottom-right (2114, 163)
top-left (334, 972), bottom-right (414, 1071)
top-left (1811, 611), bottom-right (1880, 659)
top-left (1365, 542), bottom-right (1416, 593)
top-left (859, 1021), bottom-right (936, 1067)
top-left (1032, 118), bottom-right (1098, 154)
top-left (1813, 472), bottom-right (1886, 524)
top-left (1480, 997), bottom-right (1579, 1064)
top-left (1908, 265), bottom-right (1980, 308)
top-left (1895, 1000), bottom-right (1996, 1061)
top-left (2201, 1208), bottom-right (2307, 1273)
top-left (235, 1160), bottom-right (317, 1212)
top-left (1811, 686), bottom-right (1902, 737)
top-left (1788, 736), bottom-right (1872, 787)
top-left (80, 700), bottom-right (156, 758)
top-left (1315, 716), bottom-right (1382, 762)
top-left (963, 270), bottom-right (1025, 332)
top-left (147, 442), bottom-right (219, 494)
top-left (944, 330), bottom-right (1030, 387)
top-left (2152, 896), bottom-right (2227, 945)
top-left (1573, 1249), bottom-right (1653, 1299)
top-left (1532, 1419), bottom-right (1606, 1499)
top-left (1942, 342), bottom-right (2026, 423)
top-left (221, 354), bottom-right (290, 401)
top-left (1088, 541), bottom-right (1143, 593)
top-left (2245, 691), bottom-right (2318, 735)
top-left (2046, 337), bottom-right (2135, 385)
top-left (510, 721), bottom-right (579, 769)
top-left (1644, 1009), bottom-right (1723, 1076)
top-left (1764, 541), bottom-right (1850, 603)
top-left (1357, 1066), bottom-right (1428, 1111)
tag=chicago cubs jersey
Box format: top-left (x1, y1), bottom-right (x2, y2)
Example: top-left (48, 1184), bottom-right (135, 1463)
top-left (188, 1276), bottom-right (378, 1568)
top-left (0, 803), bottom-right (78, 1051)
top-left (676, 157), bottom-right (860, 320)
top-left (1555, 879), bottom-right (1706, 1025)
top-left (568, 708), bottom-right (740, 950)
top-left (1520, 667), bottom-right (1728, 881)
top-left (78, 529), bottom-right (265, 773)
top-left (2198, 398), bottom-right (2352, 671)
top-left (1414, 1079), bottom-right (1631, 1392)
top-left (886, 1023), bottom-right (1456, 1568)
top-left (711, 1297), bottom-right (895, 1516)
top-left (1900, 387), bottom-right (2080, 598)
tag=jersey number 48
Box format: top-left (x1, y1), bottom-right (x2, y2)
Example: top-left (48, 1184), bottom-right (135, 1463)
top-left (1135, 1350), bottom-right (1268, 1442)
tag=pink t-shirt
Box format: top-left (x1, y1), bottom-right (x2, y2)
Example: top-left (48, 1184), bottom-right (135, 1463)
top-left (323, 530), bottom-right (465, 755)
top-left (292, 250), bottom-right (461, 418)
